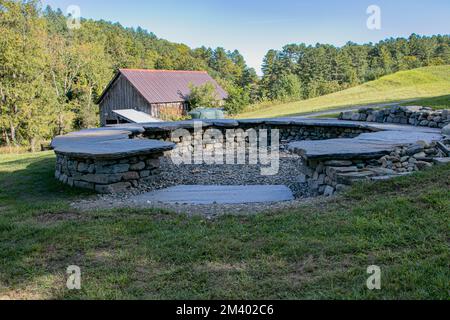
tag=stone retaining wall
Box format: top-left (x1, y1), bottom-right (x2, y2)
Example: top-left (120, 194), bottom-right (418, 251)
top-left (52, 121), bottom-right (377, 194)
top-left (299, 141), bottom-right (445, 196)
top-left (340, 106), bottom-right (450, 128)
top-left (146, 124), bottom-right (371, 149)
top-left (55, 152), bottom-right (163, 193)
top-left (53, 119), bottom-right (447, 195)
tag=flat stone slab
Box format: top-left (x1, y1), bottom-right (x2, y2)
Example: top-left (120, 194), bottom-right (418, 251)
top-left (53, 139), bottom-right (175, 160)
top-left (433, 157), bottom-right (450, 166)
top-left (288, 130), bottom-right (442, 160)
top-left (356, 130), bottom-right (442, 144)
top-left (130, 185), bottom-right (295, 205)
top-left (135, 117), bottom-right (444, 135)
top-left (142, 120), bottom-right (212, 132)
top-left (51, 117), bottom-right (444, 163)
top-left (51, 129), bottom-right (175, 160)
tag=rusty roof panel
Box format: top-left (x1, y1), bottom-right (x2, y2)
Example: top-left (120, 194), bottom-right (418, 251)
top-left (117, 69), bottom-right (228, 104)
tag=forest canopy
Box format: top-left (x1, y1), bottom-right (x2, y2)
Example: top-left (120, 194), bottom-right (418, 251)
top-left (1, 0), bottom-right (449, 150)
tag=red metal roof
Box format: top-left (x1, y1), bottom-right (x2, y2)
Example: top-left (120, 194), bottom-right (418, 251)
top-left (99, 69), bottom-right (228, 104)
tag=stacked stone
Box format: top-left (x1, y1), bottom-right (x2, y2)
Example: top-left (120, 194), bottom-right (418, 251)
top-left (55, 153), bottom-right (162, 193)
top-left (298, 141), bottom-right (445, 197)
top-left (279, 126), bottom-right (367, 142)
top-left (377, 141), bottom-right (443, 172)
top-left (340, 106), bottom-right (450, 129)
top-left (147, 125), bottom-right (371, 154)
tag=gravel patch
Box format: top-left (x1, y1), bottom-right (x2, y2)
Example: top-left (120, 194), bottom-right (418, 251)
top-left (72, 150), bottom-right (317, 216)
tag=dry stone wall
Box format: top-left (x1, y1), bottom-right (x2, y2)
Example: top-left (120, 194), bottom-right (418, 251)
top-left (145, 124), bottom-right (372, 150)
top-left (55, 152), bottom-right (163, 193)
top-left (299, 141), bottom-right (446, 196)
top-left (340, 106), bottom-right (450, 128)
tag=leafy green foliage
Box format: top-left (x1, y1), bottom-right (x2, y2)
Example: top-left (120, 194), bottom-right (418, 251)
top-left (1, 0), bottom-right (449, 149)
top-left (0, 1), bottom-right (257, 149)
top-left (260, 35), bottom-right (450, 102)
top-left (240, 66), bottom-right (450, 118)
top-left (187, 82), bottom-right (222, 109)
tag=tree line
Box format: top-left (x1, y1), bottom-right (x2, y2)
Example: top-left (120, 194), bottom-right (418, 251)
top-left (0, 0), bottom-right (257, 150)
top-left (260, 34), bottom-right (450, 101)
top-left (1, 0), bottom-right (449, 151)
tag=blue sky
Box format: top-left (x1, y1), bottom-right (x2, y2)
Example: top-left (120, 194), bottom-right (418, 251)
top-left (41, 0), bottom-right (450, 74)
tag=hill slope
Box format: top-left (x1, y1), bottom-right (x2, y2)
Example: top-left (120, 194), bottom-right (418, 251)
top-left (239, 65), bottom-right (450, 119)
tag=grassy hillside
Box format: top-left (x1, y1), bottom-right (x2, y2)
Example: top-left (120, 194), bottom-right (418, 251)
top-left (401, 94), bottom-right (450, 110)
top-left (239, 65), bottom-right (450, 119)
top-left (0, 152), bottom-right (449, 299)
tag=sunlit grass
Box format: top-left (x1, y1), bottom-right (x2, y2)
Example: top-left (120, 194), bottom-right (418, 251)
top-left (239, 65), bottom-right (450, 119)
top-left (0, 152), bottom-right (448, 299)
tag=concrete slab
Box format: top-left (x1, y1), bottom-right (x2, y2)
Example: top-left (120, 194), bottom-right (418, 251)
top-left (130, 185), bottom-right (295, 205)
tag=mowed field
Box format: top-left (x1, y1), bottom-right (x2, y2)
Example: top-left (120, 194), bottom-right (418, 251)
top-left (238, 65), bottom-right (450, 119)
top-left (0, 152), bottom-right (449, 299)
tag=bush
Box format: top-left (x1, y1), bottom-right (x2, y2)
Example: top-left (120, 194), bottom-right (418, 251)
top-left (223, 84), bottom-right (251, 115)
top-left (188, 83), bottom-right (222, 109)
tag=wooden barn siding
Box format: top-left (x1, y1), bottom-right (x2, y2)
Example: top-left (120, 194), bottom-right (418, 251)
top-left (99, 75), bottom-right (188, 125)
top-left (99, 74), bottom-right (152, 126)
top-left (151, 102), bottom-right (187, 119)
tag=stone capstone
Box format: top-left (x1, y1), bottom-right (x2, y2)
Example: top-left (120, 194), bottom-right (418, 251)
top-left (442, 124), bottom-right (450, 137)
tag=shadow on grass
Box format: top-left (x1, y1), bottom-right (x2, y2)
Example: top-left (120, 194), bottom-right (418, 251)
top-left (0, 154), bottom-right (93, 206)
top-left (0, 154), bottom-right (449, 299)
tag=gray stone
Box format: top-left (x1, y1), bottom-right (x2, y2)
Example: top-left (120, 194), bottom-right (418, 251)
top-left (122, 171), bottom-right (140, 181)
top-left (323, 186), bottom-right (335, 197)
top-left (289, 130), bottom-right (441, 161)
top-left (130, 161), bottom-right (146, 171)
top-left (326, 166), bottom-right (359, 179)
top-left (140, 170), bottom-right (151, 178)
top-left (80, 173), bottom-right (123, 184)
top-left (433, 157), bottom-right (450, 166)
top-left (323, 160), bottom-right (353, 167)
top-left (406, 144), bottom-right (424, 156)
top-left (59, 174), bottom-right (68, 184)
top-left (95, 163), bottom-right (130, 174)
top-left (298, 173), bottom-right (307, 183)
top-left (341, 111), bottom-right (353, 120)
top-left (73, 180), bottom-right (94, 190)
top-left (442, 124), bottom-right (450, 137)
top-left (413, 152), bottom-right (426, 159)
top-left (371, 175), bottom-right (398, 181)
top-left (52, 131), bottom-right (175, 160)
top-left (67, 177), bottom-right (74, 187)
top-left (400, 156), bottom-right (409, 162)
top-left (317, 174), bottom-right (326, 185)
top-left (95, 182), bottom-right (132, 194)
top-left (77, 162), bottom-right (88, 173)
top-left (335, 184), bottom-right (348, 192)
top-left (366, 167), bottom-right (396, 175)
top-left (130, 185), bottom-right (294, 205)
top-left (146, 158), bottom-right (160, 168)
top-left (336, 171), bottom-right (374, 185)
top-left (416, 161), bottom-right (433, 170)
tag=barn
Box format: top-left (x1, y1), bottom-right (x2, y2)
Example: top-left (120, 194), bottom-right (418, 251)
top-left (97, 69), bottom-right (228, 126)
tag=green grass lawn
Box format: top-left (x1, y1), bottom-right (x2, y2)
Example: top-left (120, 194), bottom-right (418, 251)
top-left (402, 94), bottom-right (450, 110)
top-left (239, 65), bottom-right (450, 119)
top-left (0, 152), bottom-right (449, 300)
